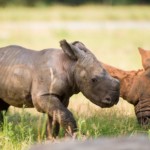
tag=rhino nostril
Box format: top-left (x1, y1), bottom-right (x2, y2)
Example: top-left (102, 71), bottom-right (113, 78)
top-left (105, 97), bottom-right (111, 102)
top-left (102, 96), bottom-right (112, 104)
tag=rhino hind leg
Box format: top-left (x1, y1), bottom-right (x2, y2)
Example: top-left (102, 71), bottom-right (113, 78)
top-left (0, 99), bottom-right (10, 125)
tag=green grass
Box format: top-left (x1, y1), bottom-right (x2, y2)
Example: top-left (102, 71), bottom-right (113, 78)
top-left (0, 109), bottom-right (46, 150)
top-left (0, 4), bottom-right (150, 150)
top-left (0, 107), bottom-right (149, 150)
top-left (77, 113), bottom-right (145, 137)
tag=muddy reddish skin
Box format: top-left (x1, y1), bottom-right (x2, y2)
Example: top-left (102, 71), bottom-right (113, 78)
top-left (103, 48), bottom-right (150, 125)
top-left (0, 40), bottom-right (120, 139)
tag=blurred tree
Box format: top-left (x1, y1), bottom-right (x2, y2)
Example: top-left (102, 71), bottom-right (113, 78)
top-left (0, 0), bottom-right (8, 6)
top-left (25, 0), bottom-right (44, 6)
top-left (0, 0), bottom-right (150, 7)
top-left (101, 0), bottom-right (139, 5)
top-left (139, 0), bottom-right (150, 4)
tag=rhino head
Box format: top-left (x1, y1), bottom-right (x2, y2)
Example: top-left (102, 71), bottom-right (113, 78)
top-left (60, 40), bottom-right (120, 108)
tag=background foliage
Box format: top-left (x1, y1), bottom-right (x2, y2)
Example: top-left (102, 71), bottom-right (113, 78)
top-left (0, 0), bottom-right (150, 7)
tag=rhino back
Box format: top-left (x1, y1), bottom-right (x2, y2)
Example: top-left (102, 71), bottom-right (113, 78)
top-left (0, 45), bottom-right (73, 108)
top-left (0, 45), bottom-right (37, 107)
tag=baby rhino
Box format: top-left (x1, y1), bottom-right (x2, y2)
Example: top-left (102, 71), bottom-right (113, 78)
top-left (0, 40), bottom-right (120, 139)
top-left (103, 48), bottom-right (150, 126)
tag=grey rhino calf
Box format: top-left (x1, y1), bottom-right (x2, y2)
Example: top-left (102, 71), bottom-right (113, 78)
top-left (0, 40), bottom-right (120, 139)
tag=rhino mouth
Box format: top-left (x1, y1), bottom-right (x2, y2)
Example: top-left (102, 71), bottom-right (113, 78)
top-left (98, 89), bottom-right (120, 108)
top-left (100, 99), bottom-right (118, 108)
top-left (101, 90), bottom-right (120, 107)
top-left (83, 88), bottom-right (120, 108)
top-left (135, 99), bottom-right (150, 126)
top-left (94, 92), bottom-right (120, 108)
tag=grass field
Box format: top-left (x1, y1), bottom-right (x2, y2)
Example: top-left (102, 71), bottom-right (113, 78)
top-left (0, 5), bottom-right (150, 150)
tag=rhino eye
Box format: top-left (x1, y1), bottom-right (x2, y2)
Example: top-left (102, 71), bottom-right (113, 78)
top-left (91, 77), bottom-right (98, 83)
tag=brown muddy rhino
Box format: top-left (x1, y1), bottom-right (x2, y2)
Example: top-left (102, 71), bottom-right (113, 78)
top-left (103, 48), bottom-right (150, 126)
top-left (0, 40), bottom-right (120, 139)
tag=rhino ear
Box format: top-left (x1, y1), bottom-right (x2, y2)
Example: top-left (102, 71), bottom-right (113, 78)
top-left (139, 47), bottom-right (146, 57)
top-left (60, 39), bottom-right (85, 60)
top-left (138, 47), bottom-right (150, 70)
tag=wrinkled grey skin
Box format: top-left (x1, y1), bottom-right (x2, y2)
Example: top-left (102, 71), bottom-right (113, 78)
top-left (0, 40), bottom-right (120, 139)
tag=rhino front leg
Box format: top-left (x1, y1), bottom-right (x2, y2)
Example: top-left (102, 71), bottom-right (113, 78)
top-left (135, 99), bottom-right (150, 126)
top-left (46, 115), bottom-right (60, 139)
top-left (46, 99), bottom-right (70, 139)
top-left (33, 94), bottom-right (77, 139)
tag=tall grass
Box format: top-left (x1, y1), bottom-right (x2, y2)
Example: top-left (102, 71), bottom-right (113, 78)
top-left (0, 109), bottom-right (47, 150)
top-left (0, 105), bottom-right (149, 150)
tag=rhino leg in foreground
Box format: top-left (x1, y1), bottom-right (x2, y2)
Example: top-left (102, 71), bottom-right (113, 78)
top-left (46, 98), bottom-right (69, 138)
top-left (46, 115), bottom-right (60, 138)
